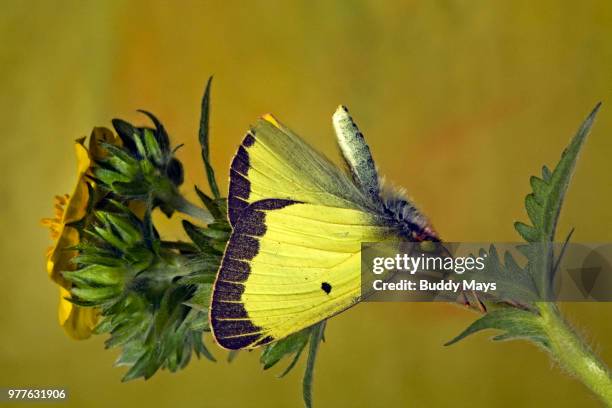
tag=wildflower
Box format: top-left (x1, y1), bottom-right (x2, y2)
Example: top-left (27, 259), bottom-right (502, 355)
top-left (42, 128), bottom-right (120, 339)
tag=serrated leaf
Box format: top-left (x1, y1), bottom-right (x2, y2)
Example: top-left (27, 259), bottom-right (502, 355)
top-left (529, 176), bottom-right (547, 200)
top-left (469, 245), bottom-right (539, 306)
top-left (525, 194), bottom-right (543, 227)
top-left (514, 103), bottom-right (600, 295)
top-left (514, 222), bottom-right (538, 242)
top-left (445, 309), bottom-right (549, 349)
top-left (519, 104), bottom-right (600, 243)
top-left (541, 165), bottom-right (552, 181)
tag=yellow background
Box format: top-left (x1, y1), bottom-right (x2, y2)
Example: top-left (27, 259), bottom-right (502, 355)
top-left (2, 1), bottom-right (612, 406)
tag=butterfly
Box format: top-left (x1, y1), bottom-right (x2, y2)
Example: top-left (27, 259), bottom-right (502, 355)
top-left (210, 106), bottom-right (439, 349)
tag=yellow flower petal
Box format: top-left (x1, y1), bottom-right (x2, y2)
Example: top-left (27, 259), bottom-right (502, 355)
top-left (88, 127), bottom-right (121, 160)
top-left (63, 179), bottom-right (89, 225)
top-left (58, 287), bottom-right (99, 340)
top-left (58, 287), bottom-right (73, 325)
top-left (46, 225), bottom-right (79, 285)
top-left (75, 138), bottom-right (91, 174)
top-left (44, 128), bottom-right (123, 340)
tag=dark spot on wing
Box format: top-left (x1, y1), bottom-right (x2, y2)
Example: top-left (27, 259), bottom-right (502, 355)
top-left (321, 282), bottom-right (332, 294)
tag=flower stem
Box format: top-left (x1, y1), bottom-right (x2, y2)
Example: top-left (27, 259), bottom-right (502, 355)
top-left (538, 302), bottom-right (612, 404)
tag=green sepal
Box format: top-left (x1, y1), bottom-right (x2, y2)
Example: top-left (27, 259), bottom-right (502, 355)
top-left (93, 167), bottom-right (132, 185)
top-left (98, 212), bottom-right (141, 246)
top-left (182, 220), bottom-right (217, 252)
top-left (63, 265), bottom-right (124, 286)
top-left (137, 110), bottom-right (170, 155)
top-left (71, 285), bottom-right (121, 302)
top-left (195, 186), bottom-right (224, 220)
top-left (73, 253), bottom-right (123, 267)
top-left (143, 128), bottom-right (163, 165)
top-left (105, 318), bottom-right (149, 349)
top-left (183, 284), bottom-right (213, 313)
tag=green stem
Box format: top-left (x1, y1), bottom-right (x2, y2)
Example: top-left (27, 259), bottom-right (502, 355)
top-left (538, 302), bottom-right (612, 404)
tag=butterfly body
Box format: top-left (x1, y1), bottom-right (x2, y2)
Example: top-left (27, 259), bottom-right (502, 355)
top-left (210, 107), bottom-right (437, 349)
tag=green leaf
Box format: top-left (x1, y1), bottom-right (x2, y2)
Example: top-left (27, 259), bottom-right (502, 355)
top-left (227, 350), bottom-right (240, 363)
top-left (303, 321), bottom-right (326, 408)
top-left (469, 246), bottom-right (539, 307)
top-left (199, 76), bottom-right (221, 199)
top-left (514, 103), bottom-right (600, 294)
top-left (449, 105), bottom-right (600, 365)
top-left (445, 309), bottom-right (550, 349)
top-left (261, 329), bottom-right (310, 370)
top-left (517, 104), bottom-right (600, 243)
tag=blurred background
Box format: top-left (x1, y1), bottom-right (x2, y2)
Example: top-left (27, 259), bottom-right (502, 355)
top-left (2, 1), bottom-right (612, 406)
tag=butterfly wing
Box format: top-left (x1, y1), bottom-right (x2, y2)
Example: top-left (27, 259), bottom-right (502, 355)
top-left (211, 116), bottom-right (392, 349)
top-left (227, 115), bottom-right (376, 226)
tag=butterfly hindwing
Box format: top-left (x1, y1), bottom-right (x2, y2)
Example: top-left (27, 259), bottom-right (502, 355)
top-left (211, 198), bottom-right (390, 349)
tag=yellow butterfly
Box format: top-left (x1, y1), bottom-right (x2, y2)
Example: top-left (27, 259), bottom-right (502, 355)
top-left (210, 106), bottom-right (438, 349)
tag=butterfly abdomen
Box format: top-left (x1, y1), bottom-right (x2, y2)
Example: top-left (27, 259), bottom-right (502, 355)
top-left (332, 106), bottom-right (381, 204)
top-left (383, 196), bottom-right (439, 242)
